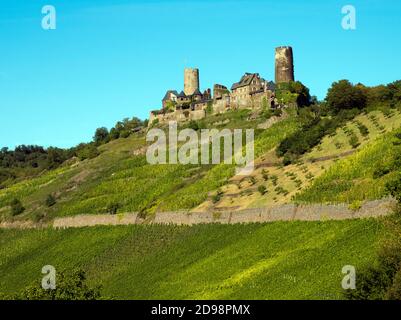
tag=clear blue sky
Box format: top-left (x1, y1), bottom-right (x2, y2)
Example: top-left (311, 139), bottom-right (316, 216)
top-left (1, 0), bottom-right (400, 149)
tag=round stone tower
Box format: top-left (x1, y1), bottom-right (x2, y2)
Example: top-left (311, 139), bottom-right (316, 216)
top-left (275, 46), bottom-right (294, 83)
top-left (184, 68), bottom-right (200, 96)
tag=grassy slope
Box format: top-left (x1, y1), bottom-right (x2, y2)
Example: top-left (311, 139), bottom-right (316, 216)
top-left (295, 126), bottom-right (401, 204)
top-left (0, 110), bottom-right (299, 221)
top-left (201, 109), bottom-right (401, 210)
top-left (0, 218), bottom-right (382, 299)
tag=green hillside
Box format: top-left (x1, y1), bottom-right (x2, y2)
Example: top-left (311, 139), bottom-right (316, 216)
top-left (0, 218), bottom-right (382, 299)
top-left (1, 80), bottom-right (401, 300)
top-left (0, 109), bottom-right (300, 222)
top-left (295, 125), bottom-right (401, 204)
top-left (2, 106), bottom-right (401, 222)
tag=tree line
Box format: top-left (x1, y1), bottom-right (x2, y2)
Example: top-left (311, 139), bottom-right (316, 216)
top-left (0, 116), bottom-right (146, 187)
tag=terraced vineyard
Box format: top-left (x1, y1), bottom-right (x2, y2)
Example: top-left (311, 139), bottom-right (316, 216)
top-left (200, 109), bottom-right (401, 211)
top-left (0, 109), bottom-right (300, 221)
top-left (0, 218), bottom-right (383, 299)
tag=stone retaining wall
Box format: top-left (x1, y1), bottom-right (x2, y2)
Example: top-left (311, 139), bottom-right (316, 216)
top-left (52, 199), bottom-right (397, 229)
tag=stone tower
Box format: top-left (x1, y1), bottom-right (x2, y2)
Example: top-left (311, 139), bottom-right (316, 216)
top-left (275, 46), bottom-right (294, 83)
top-left (184, 68), bottom-right (200, 96)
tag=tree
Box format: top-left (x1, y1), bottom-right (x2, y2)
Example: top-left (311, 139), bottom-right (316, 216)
top-left (46, 147), bottom-right (67, 169)
top-left (289, 81), bottom-right (312, 107)
top-left (387, 80), bottom-right (401, 102)
top-left (326, 80), bottom-right (367, 112)
top-left (93, 127), bottom-right (109, 144)
top-left (76, 144), bottom-right (99, 161)
top-left (109, 127), bottom-right (120, 140)
top-left (13, 269), bottom-right (102, 300)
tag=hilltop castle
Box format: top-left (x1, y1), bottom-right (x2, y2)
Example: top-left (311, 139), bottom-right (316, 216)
top-left (149, 46), bottom-right (295, 126)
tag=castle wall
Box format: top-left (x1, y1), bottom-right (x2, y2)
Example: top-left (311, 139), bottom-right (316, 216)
top-left (149, 108), bottom-right (206, 126)
top-left (213, 96), bottom-right (230, 114)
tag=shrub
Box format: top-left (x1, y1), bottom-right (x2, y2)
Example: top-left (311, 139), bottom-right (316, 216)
top-left (45, 194), bottom-right (56, 207)
top-left (107, 202), bottom-right (120, 215)
top-left (349, 133), bottom-right (360, 149)
top-left (357, 122), bottom-right (369, 137)
top-left (258, 185), bottom-right (267, 195)
top-left (249, 177), bottom-right (257, 185)
top-left (373, 167), bottom-right (391, 179)
top-left (212, 190), bottom-right (224, 204)
top-left (76, 144), bottom-right (99, 161)
top-left (348, 200), bottom-right (362, 211)
top-left (10, 198), bottom-right (25, 216)
top-left (386, 177), bottom-right (401, 202)
top-left (120, 130), bottom-right (131, 138)
top-left (262, 170), bottom-right (269, 181)
top-left (13, 269), bottom-right (102, 300)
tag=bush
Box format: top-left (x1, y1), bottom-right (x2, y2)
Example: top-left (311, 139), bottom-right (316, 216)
top-left (262, 170), bottom-right (269, 181)
top-left (120, 130), bottom-right (131, 138)
top-left (386, 269), bottom-right (401, 300)
top-left (258, 185), bottom-right (267, 195)
top-left (12, 269), bottom-right (102, 300)
top-left (386, 177), bottom-right (401, 202)
top-left (107, 202), bottom-right (120, 215)
top-left (10, 198), bottom-right (25, 216)
top-left (76, 144), bottom-right (100, 161)
top-left (45, 194), bottom-right (56, 207)
top-left (349, 133), bottom-right (360, 149)
top-left (348, 200), bottom-right (362, 211)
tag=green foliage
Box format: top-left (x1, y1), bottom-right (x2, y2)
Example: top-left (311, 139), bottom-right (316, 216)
top-left (349, 132), bottom-right (360, 149)
top-left (187, 120), bottom-right (204, 131)
top-left (12, 269), bottom-right (102, 300)
top-left (276, 108), bottom-right (360, 164)
top-left (164, 100), bottom-right (176, 112)
top-left (386, 175), bottom-right (401, 203)
top-left (276, 81), bottom-right (312, 107)
top-left (326, 80), bottom-right (367, 112)
top-left (0, 220), bottom-right (382, 299)
top-left (45, 194), bottom-right (56, 207)
top-left (10, 198), bottom-right (25, 216)
top-left (258, 185), bottom-right (267, 195)
top-left (206, 101), bottom-right (213, 114)
top-left (296, 129), bottom-right (401, 204)
top-left (212, 190), bottom-right (224, 204)
top-left (107, 202), bottom-right (120, 215)
top-left (151, 118), bottom-right (159, 127)
top-left (93, 127), bottom-right (109, 145)
top-left (345, 214), bottom-right (401, 300)
top-left (348, 200), bottom-right (362, 211)
top-left (262, 169), bottom-right (269, 181)
top-left (76, 144), bottom-right (100, 161)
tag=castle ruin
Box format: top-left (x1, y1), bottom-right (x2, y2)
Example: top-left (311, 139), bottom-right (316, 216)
top-left (149, 46), bottom-right (295, 126)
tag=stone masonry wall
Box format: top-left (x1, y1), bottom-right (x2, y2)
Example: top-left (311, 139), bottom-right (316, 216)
top-left (52, 199), bottom-right (396, 229)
